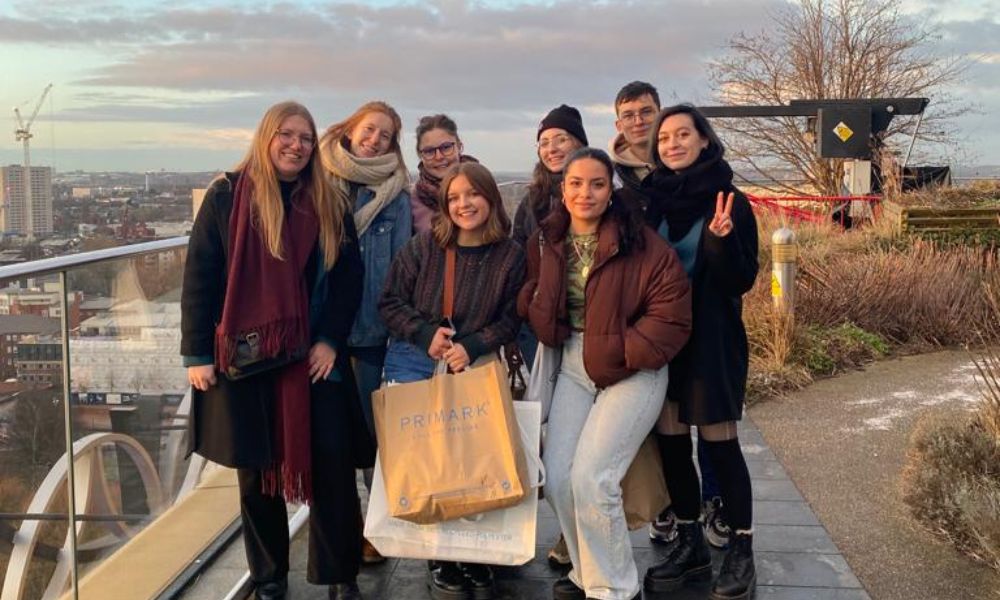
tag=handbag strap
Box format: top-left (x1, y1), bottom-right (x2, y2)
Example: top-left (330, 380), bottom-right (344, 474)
top-left (443, 246), bottom-right (456, 319)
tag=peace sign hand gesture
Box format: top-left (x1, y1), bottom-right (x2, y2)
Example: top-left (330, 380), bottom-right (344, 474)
top-left (708, 191), bottom-right (735, 237)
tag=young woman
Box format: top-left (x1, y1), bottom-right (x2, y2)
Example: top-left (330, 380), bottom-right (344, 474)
top-left (513, 105), bottom-right (590, 482)
top-left (411, 114), bottom-right (478, 234)
top-left (512, 104), bottom-right (588, 248)
top-left (642, 104), bottom-right (760, 600)
top-left (379, 162), bottom-right (525, 600)
top-left (318, 101), bottom-right (411, 563)
top-left (518, 148), bottom-right (692, 600)
top-left (181, 101), bottom-right (366, 600)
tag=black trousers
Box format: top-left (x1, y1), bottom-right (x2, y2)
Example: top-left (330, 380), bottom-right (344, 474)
top-left (236, 379), bottom-right (362, 585)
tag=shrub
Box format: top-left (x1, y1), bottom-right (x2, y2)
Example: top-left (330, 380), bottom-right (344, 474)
top-left (901, 415), bottom-right (1000, 572)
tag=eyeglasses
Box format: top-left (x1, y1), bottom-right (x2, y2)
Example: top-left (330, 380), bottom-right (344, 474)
top-left (618, 107), bottom-right (657, 124)
top-left (537, 134), bottom-right (573, 151)
top-left (276, 129), bottom-right (315, 148)
top-left (418, 141), bottom-right (458, 160)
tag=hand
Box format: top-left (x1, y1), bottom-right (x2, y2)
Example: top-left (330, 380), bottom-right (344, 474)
top-left (188, 365), bottom-right (217, 391)
top-left (427, 326), bottom-right (456, 360)
top-left (708, 191), bottom-right (735, 237)
top-left (443, 343), bottom-right (471, 372)
top-left (308, 341), bottom-right (337, 383)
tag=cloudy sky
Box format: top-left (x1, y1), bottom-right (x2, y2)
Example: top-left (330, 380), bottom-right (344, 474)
top-left (0, 0), bottom-right (997, 173)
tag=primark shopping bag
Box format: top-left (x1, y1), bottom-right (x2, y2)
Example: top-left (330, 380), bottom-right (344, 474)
top-left (365, 401), bottom-right (543, 565)
top-left (372, 356), bottom-right (530, 524)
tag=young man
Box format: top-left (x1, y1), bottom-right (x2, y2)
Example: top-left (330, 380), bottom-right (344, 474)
top-left (608, 81), bottom-right (661, 208)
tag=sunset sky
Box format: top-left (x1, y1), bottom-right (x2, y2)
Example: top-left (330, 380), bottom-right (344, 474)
top-left (1, 0), bottom-right (997, 173)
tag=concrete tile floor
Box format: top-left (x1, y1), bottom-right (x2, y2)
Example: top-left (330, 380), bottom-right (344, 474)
top-left (181, 417), bottom-right (869, 600)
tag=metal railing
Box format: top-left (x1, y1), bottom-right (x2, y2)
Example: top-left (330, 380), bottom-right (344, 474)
top-left (0, 237), bottom-right (217, 600)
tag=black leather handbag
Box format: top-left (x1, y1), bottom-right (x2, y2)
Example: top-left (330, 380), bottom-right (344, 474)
top-left (224, 331), bottom-right (307, 381)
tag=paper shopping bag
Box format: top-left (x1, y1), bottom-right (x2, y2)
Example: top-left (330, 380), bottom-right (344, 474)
top-left (621, 434), bottom-right (670, 530)
top-left (372, 356), bottom-right (529, 524)
top-left (365, 401), bottom-right (542, 565)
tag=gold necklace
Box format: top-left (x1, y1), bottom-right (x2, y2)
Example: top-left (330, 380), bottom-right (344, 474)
top-left (570, 235), bottom-right (596, 279)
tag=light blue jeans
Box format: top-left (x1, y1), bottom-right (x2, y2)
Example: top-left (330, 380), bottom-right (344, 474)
top-left (544, 333), bottom-right (669, 600)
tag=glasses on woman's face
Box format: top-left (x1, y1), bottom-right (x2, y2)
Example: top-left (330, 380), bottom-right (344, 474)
top-left (276, 129), bottom-right (315, 148)
top-left (418, 141), bottom-right (458, 160)
top-left (537, 134), bottom-right (572, 151)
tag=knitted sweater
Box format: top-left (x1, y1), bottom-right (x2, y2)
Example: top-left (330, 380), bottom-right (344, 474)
top-left (379, 231), bottom-right (525, 362)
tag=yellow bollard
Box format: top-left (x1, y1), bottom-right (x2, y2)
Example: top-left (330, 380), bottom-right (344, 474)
top-left (771, 227), bottom-right (797, 314)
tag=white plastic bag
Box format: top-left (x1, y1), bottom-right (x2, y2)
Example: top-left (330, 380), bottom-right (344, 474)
top-left (364, 401), bottom-right (543, 565)
top-left (525, 342), bottom-right (560, 423)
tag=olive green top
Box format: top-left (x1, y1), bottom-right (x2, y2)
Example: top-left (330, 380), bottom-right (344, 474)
top-left (565, 232), bottom-right (597, 331)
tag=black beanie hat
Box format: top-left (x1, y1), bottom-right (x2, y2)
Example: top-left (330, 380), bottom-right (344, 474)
top-left (537, 104), bottom-right (588, 146)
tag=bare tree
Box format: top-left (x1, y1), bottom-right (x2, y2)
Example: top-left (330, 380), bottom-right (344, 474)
top-left (709, 0), bottom-right (968, 195)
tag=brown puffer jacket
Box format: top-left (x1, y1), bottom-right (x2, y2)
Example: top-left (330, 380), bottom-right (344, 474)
top-left (517, 214), bottom-right (692, 389)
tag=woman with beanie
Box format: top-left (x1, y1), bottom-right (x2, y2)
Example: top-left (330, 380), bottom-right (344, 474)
top-left (519, 147), bottom-right (691, 600)
top-left (642, 104), bottom-right (759, 600)
top-left (512, 104), bottom-right (588, 247)
top-left (182, 101), bottom-right (366, 600)
top-left (318, 100), bottom-right (412, 564)
top-left (411, 114), bottom-right (478, 234)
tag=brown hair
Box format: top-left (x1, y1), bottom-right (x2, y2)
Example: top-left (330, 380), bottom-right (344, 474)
top-left (433, 163), bottom-right (511, 248)
top-left (415, 114), bottom-right (460, 151)
top-left (526, 132), bottom-right (585, 224)
top-left (232, 100), bottom-right (346, 269)
top-left (320, 100), bottom-right (406, 170)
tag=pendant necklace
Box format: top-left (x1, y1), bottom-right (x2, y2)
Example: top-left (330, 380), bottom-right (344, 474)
top-left (571, 234), bottom-right (596, 279)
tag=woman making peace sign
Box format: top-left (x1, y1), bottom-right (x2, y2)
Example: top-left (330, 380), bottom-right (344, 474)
top-left (642, 104), bottom-right (759, 600)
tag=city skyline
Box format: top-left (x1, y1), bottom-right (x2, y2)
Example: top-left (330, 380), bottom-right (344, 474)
top-left (1, 0), bottom-right (998, 173)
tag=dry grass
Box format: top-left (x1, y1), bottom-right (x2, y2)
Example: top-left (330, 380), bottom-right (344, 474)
top-left (897, 180), bottom-right (1000, 209)
top-left (901, 414), bottom-right (1000, 572)
top-left (744, 209), bottom-right (1000, 402)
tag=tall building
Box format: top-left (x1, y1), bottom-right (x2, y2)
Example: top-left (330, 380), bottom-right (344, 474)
top-left (0, 165), bottom-right (54, 237)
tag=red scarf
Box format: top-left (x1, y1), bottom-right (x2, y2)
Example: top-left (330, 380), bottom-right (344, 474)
top-left (216, 173), bottom-right (319, 503)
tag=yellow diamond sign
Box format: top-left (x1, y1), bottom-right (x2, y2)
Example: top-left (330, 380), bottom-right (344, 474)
top-left (833, 121), bottom-right (854, 143)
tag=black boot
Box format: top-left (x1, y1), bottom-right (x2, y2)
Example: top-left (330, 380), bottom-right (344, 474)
top-left (428, 561), bottom-right (469, 600)
top-left (552, 575), bottom-right (586, 600)
top-left (460, 563), bottom-right (495, 600)
top-left (644, 521), bottom-right (712, 592)
top-left (710, 532), bottom-right (755, 600)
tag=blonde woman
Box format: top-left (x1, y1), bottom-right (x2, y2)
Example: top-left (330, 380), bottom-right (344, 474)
top-left (181, 101), bottom-right (366, 600)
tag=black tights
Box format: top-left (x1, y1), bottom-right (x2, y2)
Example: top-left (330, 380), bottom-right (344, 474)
top-left (656, 433), bottom-right (753, 530)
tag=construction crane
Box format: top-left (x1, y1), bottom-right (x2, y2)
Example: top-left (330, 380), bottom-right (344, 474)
top-left (13, 83), bottom-right (53, 240)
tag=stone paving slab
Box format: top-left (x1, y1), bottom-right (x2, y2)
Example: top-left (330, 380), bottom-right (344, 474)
top-left (180, 415), bottom-right (866, 600)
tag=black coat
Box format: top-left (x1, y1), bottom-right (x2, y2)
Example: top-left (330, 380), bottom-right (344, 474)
top-left (180, 173), bottom-right (366, 468)
top-left (645, 157), bottom-right (759, 425)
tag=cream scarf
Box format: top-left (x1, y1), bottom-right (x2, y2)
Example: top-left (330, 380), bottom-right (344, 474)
top-left (320, 136), bottom-right (408, 236)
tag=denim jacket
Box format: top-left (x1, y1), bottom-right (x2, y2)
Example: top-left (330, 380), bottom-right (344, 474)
top-left (350, 186), bottom-right (413, 347)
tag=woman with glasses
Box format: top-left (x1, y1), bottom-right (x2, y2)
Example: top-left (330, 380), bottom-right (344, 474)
top-left (642, 104), bottom-right (759, 600)
top-left (519, 147), bottom-right (691, 600)
top-left (411, 114), bottom-right (478, 234)
top-left (318, 101), bottom-right (412, 565)
top-left (182, 101), bottom-right (365, 600)
top-left (512, 105), bottom-right (588, 248)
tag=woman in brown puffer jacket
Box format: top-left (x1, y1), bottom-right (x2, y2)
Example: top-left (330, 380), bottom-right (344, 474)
top-left (517, 147), bottom-right (691, 600)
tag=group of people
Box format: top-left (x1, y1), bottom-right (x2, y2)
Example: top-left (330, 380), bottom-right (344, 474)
top-left (181, 80), bottom-right (759, 600)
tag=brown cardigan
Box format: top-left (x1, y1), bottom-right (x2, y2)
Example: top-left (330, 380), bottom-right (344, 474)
top-left (517, 214), bottom-right (693, 388)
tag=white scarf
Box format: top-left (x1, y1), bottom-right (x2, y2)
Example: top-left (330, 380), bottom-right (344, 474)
top-left (320, 136), bottom-right (408, 236)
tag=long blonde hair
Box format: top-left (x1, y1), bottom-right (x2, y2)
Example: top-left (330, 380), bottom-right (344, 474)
top-left (320, 100), bottom-right (407, 170)
top-left (234, 101), bottom-right (346, 269)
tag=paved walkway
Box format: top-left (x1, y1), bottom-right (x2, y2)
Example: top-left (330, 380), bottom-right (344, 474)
top-left (181, 419), bottom-right (867, 599)
top-left (748, 350), bottom-right (999, 600)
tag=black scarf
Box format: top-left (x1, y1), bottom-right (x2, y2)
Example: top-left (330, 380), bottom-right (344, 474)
top-left (644, 144), bottom-right (734, 241)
